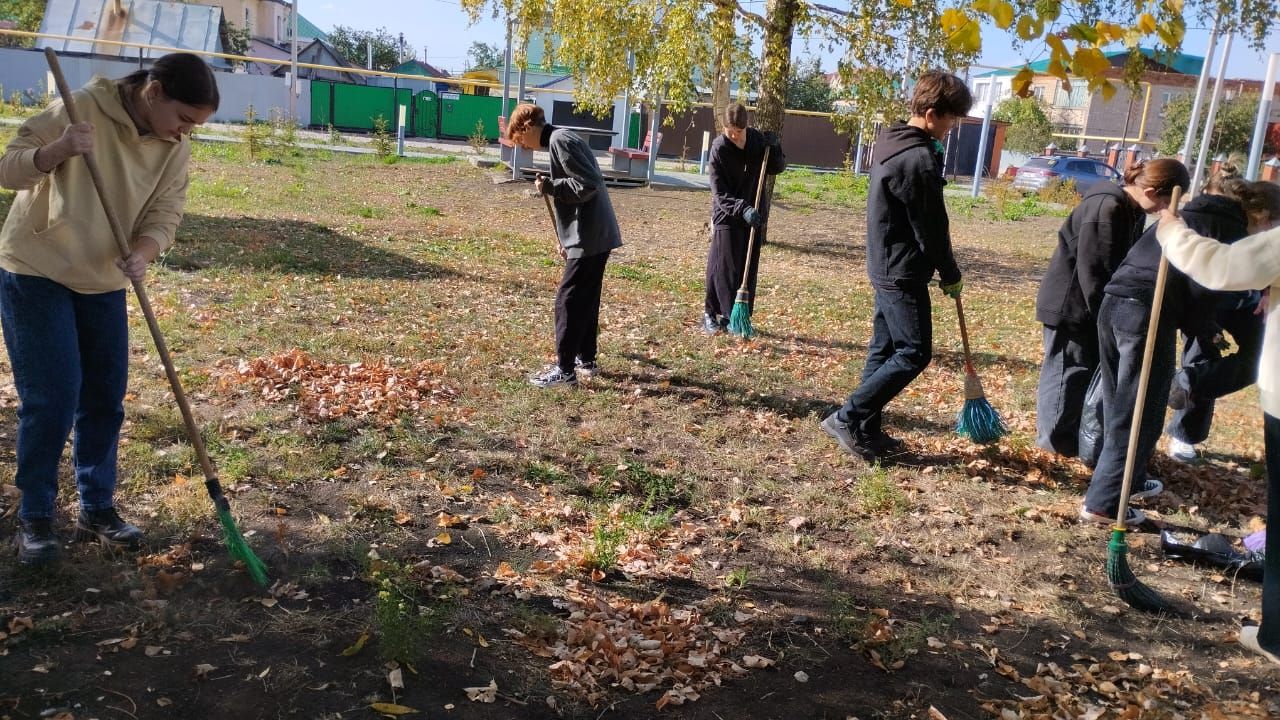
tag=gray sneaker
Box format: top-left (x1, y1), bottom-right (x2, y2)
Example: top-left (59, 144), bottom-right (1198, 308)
top-left (820, 414), bottom-right (877, 461)
top-left (529, 365), bottom-right (577, 388)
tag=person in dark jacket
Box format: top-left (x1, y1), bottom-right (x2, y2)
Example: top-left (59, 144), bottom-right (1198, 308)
top-left (506, 103), bottom-right (623, 388)
top-left (1034, 160), bottom-right (1184, 457)
top-left (703, 102), bottom-right (786, 334)
top-left (820, 71), bottom-right (971, 462)
top-left (1165, 170), bottom-right (1270, 462)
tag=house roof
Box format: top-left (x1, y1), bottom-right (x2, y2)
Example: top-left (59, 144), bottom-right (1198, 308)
top-left (38, 0), bottom-right (228, 67)
top-left (293, 13), bottom-right (327, 43)
top-left (392, 59), bottom-right (449, 79)
top-left (975, 48), bottom-right (1204, 79)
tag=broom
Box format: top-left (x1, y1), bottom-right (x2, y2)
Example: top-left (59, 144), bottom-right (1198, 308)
top-left (727, 146), bottom-right (772, 338)
top-left (953, 295), bottom-right (1007, 443)
top-left (45, 49), bottom-right (268, 586)
top-left (1106, 186), bottom-right (1183, 614)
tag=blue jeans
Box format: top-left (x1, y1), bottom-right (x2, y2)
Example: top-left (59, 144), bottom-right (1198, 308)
top-left (0, 270), bottom-right (128, 520)
top-left (1260, 413), bottom-right (1280, 652)
top-left (836, 284), bottom-right (933, 435)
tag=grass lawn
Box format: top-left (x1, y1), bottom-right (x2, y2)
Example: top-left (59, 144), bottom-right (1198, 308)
top-left (0, 125), bottom-right (1275, 719)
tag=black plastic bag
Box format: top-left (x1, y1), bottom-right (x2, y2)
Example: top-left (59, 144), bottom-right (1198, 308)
top-left (1077, 368), bottom-right (1105, 468)
top-left (1160, 530), bottom-right (1263, 581)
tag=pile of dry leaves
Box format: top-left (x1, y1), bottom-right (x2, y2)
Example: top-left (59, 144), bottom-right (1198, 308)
top-left (220, 349), bottom-right (455, 424)
top-left (499, 579), bottom-right (763, 709)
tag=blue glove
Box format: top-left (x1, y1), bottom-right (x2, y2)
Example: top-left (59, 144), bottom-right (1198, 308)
top-left (743, 206), bottom-right (763, 228)
top-left (940, 279), bottom-right (963, 299)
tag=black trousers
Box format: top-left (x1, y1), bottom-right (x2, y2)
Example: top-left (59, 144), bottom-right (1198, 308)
top-left (704, 225), bottom-right (763, 320)
top-left (1260, 413), bottom-right (1280, 653)
top-left (1084, 294), bottom-right (1176, 514)
top-left (836, 284), bottom-right (933, 436)
top-left (1035, 323), bottom-right (1099, 457)
top-left (1167, 307), bottom-right (1265, 444)
top-left (554, 251), bottom-right (610, 373)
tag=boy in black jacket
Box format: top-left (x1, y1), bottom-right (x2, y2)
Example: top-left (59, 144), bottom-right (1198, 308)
top-left (821, 71), bottom-right (971, 462)
top-left (704, 102), bottom-right (786, 334)
top-left (507, 103), bottom-right (623, 388)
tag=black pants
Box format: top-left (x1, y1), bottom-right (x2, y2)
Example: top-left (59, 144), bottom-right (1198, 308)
top-left (1035, 323), bottom-right (1099, 457)
top-left (1167, 307), bottom-right (1265, 444)
top-left (704, 225), bottom-right (763, 320)
top-left (1084, 294), bottom-right (1175, 514)
top-left (1260, 413), bottom-right (1280, 653)
top-left (554, 251), bottom-right (610, 373)
top-left (836, 284), bottom-right (932, 436)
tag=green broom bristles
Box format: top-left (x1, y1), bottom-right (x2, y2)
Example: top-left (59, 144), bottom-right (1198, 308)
top-left (727, 289), bottom-right (753, 338)
top-left (1106, 528), bottom-right (1176, 613)
top-left (214, 494), bottom-right (268, 586)
top-left (955, 369), bottom-right (1007, 444)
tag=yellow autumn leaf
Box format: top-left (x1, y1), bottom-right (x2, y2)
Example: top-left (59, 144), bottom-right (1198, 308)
top-left (435, 532), bottom-right (452, 545)
top-left (1164, 0), bottom-right (1184, 14)
top-left (340, 631), bottom-right (370, 657)
top-left (1157, 18), bottom-right (1185, 47)
top-left (1012, 66), bottom-right (1036, 97)
top-left (369, 703), bottom-right (418, 716)
top-left (1137, 13), bottom-right (1157, 34)
top-left (1016, 15), bottom-right (1037, 40)
top-left (991, 0), bottom-right (1014, 29)
top-left (1098, 79), bottom-right (1118, 101)
top-left (1045, 34), bottom-right (1067, 57)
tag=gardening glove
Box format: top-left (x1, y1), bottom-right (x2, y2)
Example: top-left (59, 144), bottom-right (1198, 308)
top-left (743, 206), bottom-right (763, 228)
top-left (763, 130), bottom-right (781, 149)
top-left (940, 279), bottom-right (963, 299)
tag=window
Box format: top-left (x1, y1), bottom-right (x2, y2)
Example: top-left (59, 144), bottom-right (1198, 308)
top-left (1054, 84), bottom-right (1089, 107)
top-left (1032, 86), bottom-right (1045, 101)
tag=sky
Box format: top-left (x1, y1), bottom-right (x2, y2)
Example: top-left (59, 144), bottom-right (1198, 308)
top-left (301, 0), bottom-right (1278, 81)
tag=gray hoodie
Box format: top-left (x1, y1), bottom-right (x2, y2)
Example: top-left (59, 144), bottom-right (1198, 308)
top-left (540, 125), bottom-right (623, 259)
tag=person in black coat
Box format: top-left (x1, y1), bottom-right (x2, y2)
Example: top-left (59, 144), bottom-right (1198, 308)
top-left (820, 71), bottom-right (971, 463)
top-left (703, 102), bottom-right (786, 334)
top-left (1033, 161), bottom-right (1182, 457)
top-left (506, 103), bottom-right (623, 388)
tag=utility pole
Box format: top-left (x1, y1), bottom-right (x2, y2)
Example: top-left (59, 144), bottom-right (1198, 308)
top-left (1179, 11), bottom-right (1220, 164)
top-left (1190, 31), bottom-right (1233, 197)
top-left (289, 0), bottom-right (299, 120)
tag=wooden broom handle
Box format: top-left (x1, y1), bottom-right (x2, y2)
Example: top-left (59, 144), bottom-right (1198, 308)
top-left (954, 294), bottom-right (974, 371)
top-left (1115, 185), bottom-right (1182, 528)
top-left (44, 48), bottom-right (223, 493)
top-left (738, 145), bottom-right (771, 289)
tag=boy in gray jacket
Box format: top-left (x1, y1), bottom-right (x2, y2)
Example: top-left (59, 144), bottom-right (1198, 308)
top-left (507, 103), bottom-right (623, 387)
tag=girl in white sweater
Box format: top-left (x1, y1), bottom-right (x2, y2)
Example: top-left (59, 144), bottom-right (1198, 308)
top-left (1156, 181), bottom-right (1280, 666)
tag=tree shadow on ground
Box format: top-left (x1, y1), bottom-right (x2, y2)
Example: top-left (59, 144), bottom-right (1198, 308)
top-left (169, 214), bottom-right (458, 280)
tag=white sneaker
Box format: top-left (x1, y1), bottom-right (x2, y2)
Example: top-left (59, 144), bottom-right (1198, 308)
top-left (529, 365), bottom-right (577, 388)
top-left (1167, 438), bottom-right (1198, 463)
top-left (1130, 477), bottom-right (1164, 501)
top-left (1239, 625), bottom-right (1280, 666)
top-left (1079, 505), bottom-right (1146, 527)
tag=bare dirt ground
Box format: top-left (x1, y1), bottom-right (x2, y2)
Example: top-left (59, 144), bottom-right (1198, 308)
top-left (0, 135), bottom-right (1275, 720)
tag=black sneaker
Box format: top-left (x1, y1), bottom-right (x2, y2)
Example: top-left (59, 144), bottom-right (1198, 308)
top-left (529, 365), bottom-right (577, 388)
top-left (75, 507), bottom-right (144, 550)
top-left (703, 313), bottom-right (724, 336)
top-left (574, 357), bottom-right (598, 378)
top-left (820, 414), bottom-right (878, 462)
top-left (15, 518), bottom-right (61, 566)
top-left (868, 429), bottom-right (906, 454)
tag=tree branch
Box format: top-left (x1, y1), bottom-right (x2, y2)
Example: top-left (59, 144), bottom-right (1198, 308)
top-left (732, 0), bottom-right (766, 26)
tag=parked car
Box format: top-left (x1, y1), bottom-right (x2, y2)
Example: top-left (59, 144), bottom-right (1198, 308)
top-left (1012, 155), bottom-right (1121, 194)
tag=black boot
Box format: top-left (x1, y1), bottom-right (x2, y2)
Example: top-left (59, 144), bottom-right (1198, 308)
top-left (16, 518), bottom-right (62, 566)
top-left (76, 507), bottom-right (144, 550)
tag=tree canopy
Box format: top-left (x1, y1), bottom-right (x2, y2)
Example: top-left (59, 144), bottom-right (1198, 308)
top-left (992, 96), bottom-right (1054, 155)
top-left (787, 56), bottom-right (834, 112)
top-left (1157, 92), bottom-right (1274, 158)
top-left (467, 41), bottom-right (503, 70)
top-left (329, 25), bottom-right (402, 72)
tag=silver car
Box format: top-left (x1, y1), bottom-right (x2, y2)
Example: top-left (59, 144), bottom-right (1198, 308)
top-left (1012, 156), bottom-right (1122, 194)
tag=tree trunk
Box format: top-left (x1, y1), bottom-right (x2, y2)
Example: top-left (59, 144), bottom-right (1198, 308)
top-left (756, 0), bottom-right (798, 203)
top-left (710, 0), bottom-right (735, 136)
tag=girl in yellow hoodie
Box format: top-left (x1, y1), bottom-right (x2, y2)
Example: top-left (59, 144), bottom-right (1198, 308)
top-left (0, 53), bottom-right (218, 566)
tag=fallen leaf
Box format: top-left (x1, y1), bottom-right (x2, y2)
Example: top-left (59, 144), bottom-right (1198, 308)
top-left (194, 663), bottom-right (217, 678)
top-left (340, 631), bottom-right (370, 657)
top-left (216, 634), bottom-right (251, 643)
top-left (794, 670), bottom-right (809, 682)
top-left (434, 532), bottom-right (452, 545)
top-left (369, 702), bottom-right (418, 715)
top-left (928, 707), bottom-right (949, 720)
top-left (464, 679), bottom-right (498, 703)
top-left (742, 655), bottom-right (774, 668)
top-left (157, 698), bottom-right (173, 707)
top-left (388, 667), bottom-right (404, 690)
top-left (145, 645), bottom-right (165, 657)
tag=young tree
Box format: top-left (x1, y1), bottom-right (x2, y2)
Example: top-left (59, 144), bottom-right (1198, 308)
top-left (0, 0), bottom-right (45, 48)
top-left (786, 56), bottom-right (834, 112)
top-left (1158, 92), bottom-right (1271, 158)
top-left (467, 41), bottom-right (502, 70)
top-left (328, 25), bottom-right (400, 71)
top-left (993, 96), bottom-right (1053, 155)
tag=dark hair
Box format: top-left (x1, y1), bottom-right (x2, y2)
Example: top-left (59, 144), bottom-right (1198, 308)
top-left (507, 103), bottom-right (545, 140)
top-left (910, 70), bottom-right (972, 118)
top-left (1122, 158), bottom-right (1189, 198)
top-left (122, 53), bottom-right (219, 110)
top-left (723, 102), bottom-right (748, 130)
top-left (1205, 154), bottom-right (1244, 195)
top-left (1239, 180), bottom-right (1280, 223)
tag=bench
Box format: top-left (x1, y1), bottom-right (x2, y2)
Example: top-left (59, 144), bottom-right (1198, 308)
top-left (608, 131), bottom-right (661, 178)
